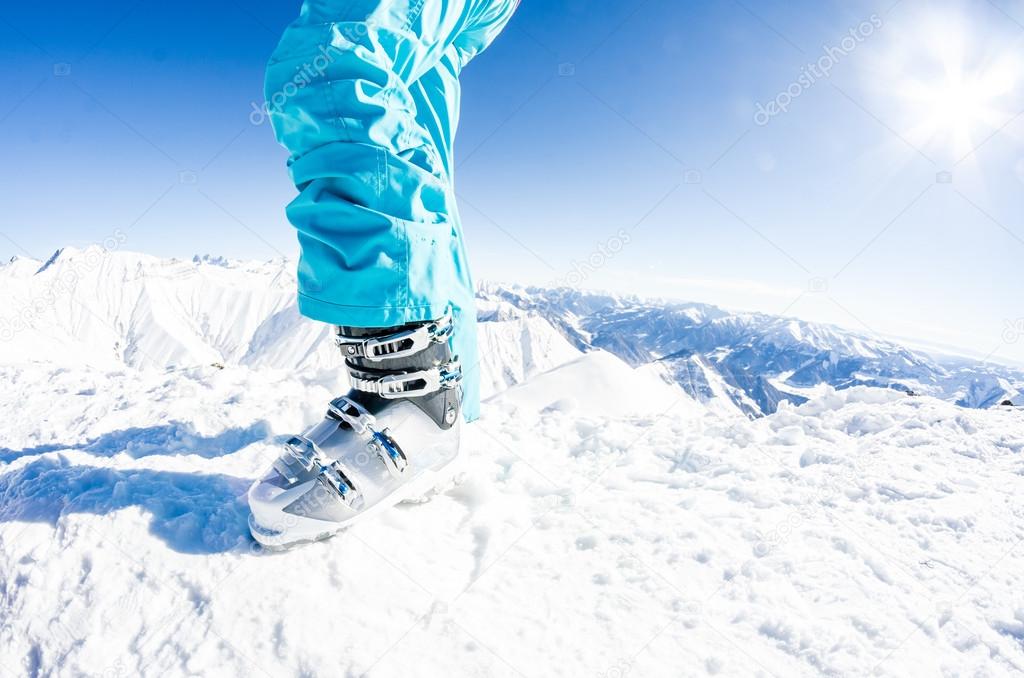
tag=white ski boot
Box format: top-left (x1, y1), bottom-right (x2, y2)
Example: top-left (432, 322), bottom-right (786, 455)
top-left (248, 310), bottom-right (463, 550)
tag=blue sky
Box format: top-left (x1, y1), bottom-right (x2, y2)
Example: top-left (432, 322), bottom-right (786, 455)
top-left (1, 0), bottom-right (1022, 363)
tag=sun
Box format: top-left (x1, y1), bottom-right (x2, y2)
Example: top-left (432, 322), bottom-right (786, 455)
top-left (900, 50), bottom-right (1017, 157)
top-left (870, 7), bottom-right (1022, 159)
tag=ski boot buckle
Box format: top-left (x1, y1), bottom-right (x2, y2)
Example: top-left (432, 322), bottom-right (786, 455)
top-left (327, 397), bottom-right (409, 477)
top-left (274, 435), bottom-right (363, 509)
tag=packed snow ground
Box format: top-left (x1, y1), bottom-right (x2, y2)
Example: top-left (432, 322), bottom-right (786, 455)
top-left (2, 349), bottom-right (1024, 677)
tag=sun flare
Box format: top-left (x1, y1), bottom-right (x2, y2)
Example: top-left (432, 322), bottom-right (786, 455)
top-left (901, 56), bottom-right (1017, 155)
top-left (873, 8), bottom-right (1022, 158)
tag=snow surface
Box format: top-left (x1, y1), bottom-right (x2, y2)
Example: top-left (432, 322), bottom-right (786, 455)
top-left (2, 250), bottom-right (1024, 676)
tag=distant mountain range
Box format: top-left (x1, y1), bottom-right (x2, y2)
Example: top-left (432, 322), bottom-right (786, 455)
top-left (2, 248), bottom-right (1021, 416)
top-left (476, 284), bottom-right (1024, 417)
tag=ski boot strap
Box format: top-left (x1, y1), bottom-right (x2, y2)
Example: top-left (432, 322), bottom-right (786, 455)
top-left (346, 360), bottom-right (462, 399)
top-left (334, 310), bottom-right (453, 362)
top-left (335, 309), bottom-right (463, 428)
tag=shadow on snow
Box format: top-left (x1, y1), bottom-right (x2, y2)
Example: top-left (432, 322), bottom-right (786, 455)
top-left (0, 422), bottom-right (285, 554)
top-left (0, 456), bottom-right (255, 555)
top-left (0, 420), bottom-right (277, 464)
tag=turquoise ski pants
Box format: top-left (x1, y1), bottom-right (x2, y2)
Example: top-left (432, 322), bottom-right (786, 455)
top-left (265, 0), bottom-right (518, 422)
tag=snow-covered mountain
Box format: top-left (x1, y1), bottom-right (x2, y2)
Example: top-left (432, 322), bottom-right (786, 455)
top-left (0, 248), bottom-right (581, 400)
top-left (3, 247), bottom-right (1021, 417)
top-left (476, 283), bottom-right (1024, 417)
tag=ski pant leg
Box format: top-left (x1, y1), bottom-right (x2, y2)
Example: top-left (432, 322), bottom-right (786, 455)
top-left (265, 0), bottom-right (517, 422)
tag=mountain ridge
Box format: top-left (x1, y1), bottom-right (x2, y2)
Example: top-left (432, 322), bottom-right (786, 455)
top-left (2, 247), bottom-right (1021, 415)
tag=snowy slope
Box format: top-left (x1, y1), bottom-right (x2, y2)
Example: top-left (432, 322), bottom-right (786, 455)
top-left (2, 355), bottom-right (1024, 676)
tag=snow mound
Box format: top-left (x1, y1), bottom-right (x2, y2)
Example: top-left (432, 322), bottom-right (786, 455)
top-left (491, 350), bottom-right (697, 418)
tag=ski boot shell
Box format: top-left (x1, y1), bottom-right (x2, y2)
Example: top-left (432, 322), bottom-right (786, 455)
top-left (248, 311), bottom-right (462, 550)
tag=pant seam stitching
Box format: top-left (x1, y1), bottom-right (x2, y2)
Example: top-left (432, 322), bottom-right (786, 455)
top-left (298, 292), bottom-right (442, 311)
